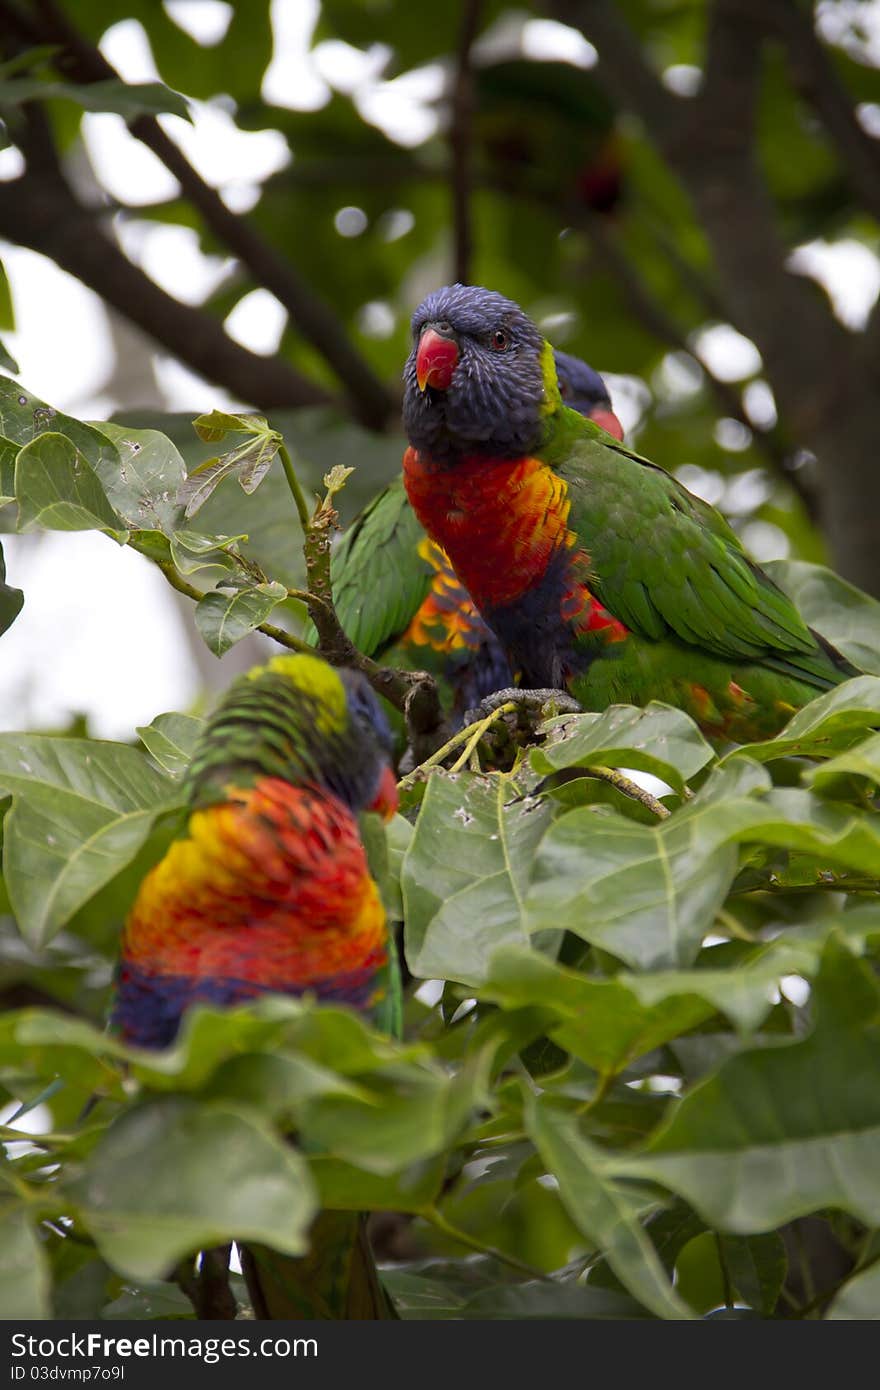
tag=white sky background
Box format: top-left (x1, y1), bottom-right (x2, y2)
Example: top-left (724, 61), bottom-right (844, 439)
top-left (0, 0), bottom-right (878, 738)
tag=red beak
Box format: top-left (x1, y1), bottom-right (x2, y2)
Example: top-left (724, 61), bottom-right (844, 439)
top-left (368, 763), bottom-right (399, 822)
top-left (416, 328), bottom-right (459, 392)
top-left (589, 406), bottom-right (625, 441)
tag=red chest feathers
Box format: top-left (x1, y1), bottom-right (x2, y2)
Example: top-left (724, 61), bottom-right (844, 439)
top-left (403, 447), bottom-right (572, 609)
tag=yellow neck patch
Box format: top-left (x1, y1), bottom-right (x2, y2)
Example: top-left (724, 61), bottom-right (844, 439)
top-left (250, 653), bottom-right (347, 734)
top-left (539, 339), bottom-right (563, 417)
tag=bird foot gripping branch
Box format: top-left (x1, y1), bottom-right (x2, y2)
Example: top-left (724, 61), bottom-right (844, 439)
top-left (463, 687), bottom-right (583, 729)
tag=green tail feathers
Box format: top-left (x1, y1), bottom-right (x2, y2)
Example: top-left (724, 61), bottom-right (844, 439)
top-left (241, 1214), bottom-right (396, 1320)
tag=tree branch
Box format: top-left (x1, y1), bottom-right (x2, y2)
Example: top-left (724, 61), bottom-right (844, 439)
top-left (0, 112), bottom-right (333, 411)
top-left (564, 198), bottom-right (821, 519)
top-left (765, 0), bottom-right (880, 226)
top-left (9, 0), bottom-right (393, 429)
top-left (449, 0), bottom-right (482, 284)
top-left (549, 0), bottom-right (880, 596)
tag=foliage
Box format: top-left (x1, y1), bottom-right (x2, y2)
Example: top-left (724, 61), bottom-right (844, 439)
top-left (0, 378), bottom-right (879, 1321)
top-left (1, 0), bottom-right (880, 1324)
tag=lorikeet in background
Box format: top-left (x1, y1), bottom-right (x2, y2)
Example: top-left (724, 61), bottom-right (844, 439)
top-left (401, 285), bottom-right (859, 743)
top-left (331, 350), bottom-right (623, 726)
top-left (115, 652), bottom-right (399, 1318)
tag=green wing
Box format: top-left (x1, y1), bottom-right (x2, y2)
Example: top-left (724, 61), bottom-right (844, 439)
top-left (326, 477), bottom-right (434, 658)
top-left (556, 422), bottom-right (851, 688)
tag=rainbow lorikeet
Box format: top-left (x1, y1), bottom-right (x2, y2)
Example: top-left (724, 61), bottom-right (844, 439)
top-left (115, 652), bottom-right (400, 1319)
top-left (331, 350), bottom-right (622, 726)
top-left (400, 285), bottom-right (859, 743)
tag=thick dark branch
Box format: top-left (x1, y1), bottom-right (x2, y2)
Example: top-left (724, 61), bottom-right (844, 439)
top-left (766, 0), bottom-right (880, 226)
top-left (300, 495), bottom-right (447, 756)
top-left (175, 1247), bottom-right (237, 1320)
top-left (0, 159), bottom-right (332, 411)
top-left (568, 201), bottom-right (819, 518)
top-left (552, 0), bottom-right (683, 141)
top-left (449, 0), bottom-right (482, 284)
top-left (15, 0), bottom-right (393, 429)
top-left (551, 0), bottom-right (880, 594)
top-left (552, 0), bottom-right (853, 441)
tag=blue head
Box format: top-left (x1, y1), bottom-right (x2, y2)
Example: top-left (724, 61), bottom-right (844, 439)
top-left (402, 285), bottom-right (622, 457)
top-left (402, 284), bottom-right (550, 460)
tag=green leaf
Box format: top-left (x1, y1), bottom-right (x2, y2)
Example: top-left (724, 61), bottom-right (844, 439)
top-left (169, 529), bottom-right (247, 577)
top-left (806, 731), bottom-right (880, 795)
top-left (15, 432), bottom-right (127, 540)
top-left (91, 422), bottom-right (186, 535)
top-left (0, 1205), bottom-right (50, 1317)
top-left (525, 778), bottom-right (880, 969)
top-left (0, 258), bottom-right (13, 331)
top-left (180, 412), bottom-right (282, 518)
top-left (524, 1094), bottom-right (693, 1320)
top-left (0, 336), bottom-right (18, 374)
top-left (767, 560), bottom-right (880, 676)
top-left (192, 409), bottom-right (270, 443)
top-left (402, 771), bottom-right (552, 986)
top-left (384, 812), bottom-right (412, 919)
top-left (725, 676), bottom-right (880, 764)
top-left (137, 712), bottom-right (204, 778)
top-left (0, 735), bottom-right (179, 946)
top-left (533, 703), bottom-right (714, 794)
top-left (0, 77), bottom-right (190, 120)
top-left (478, 947), bottom-right (711, 1075)
top-left (69, 1098), bottom-right (317, 1281)
top-left (721, 1232), bottom-right (787, 1315)
top-left (0, 538), bottom-right (23, 638)
top-left (309, 1154), bottom-right (446, 1213)
top-left (194, 581), bottom-right (287, 655)
top-left (0, 377), bottom-right (119, 470)
top-left (826, 1260), bottom-right (880, 1319)
top-left (298, 1052), bottom-right (489, 1174)
top-left (615, 940), bottom-right (880, 1232)
top-left (102, 1281), bottom-right (195, 1320)
top-left (0, 435), bottom-right (15, 504)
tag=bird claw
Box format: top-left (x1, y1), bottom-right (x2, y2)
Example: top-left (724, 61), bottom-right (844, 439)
top-left (463, 687), bottom-right (582, 728)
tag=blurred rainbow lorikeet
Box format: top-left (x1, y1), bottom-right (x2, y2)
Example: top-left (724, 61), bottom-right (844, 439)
top-left (115, 653), bottom-right (400, 1318)
top-left (400, 285), bottom-right (859, 743)
top-left (331, 350), bottom-right (622, 726)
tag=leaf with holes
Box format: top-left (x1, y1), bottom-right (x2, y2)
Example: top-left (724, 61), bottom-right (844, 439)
top-left (402, 771), bottom-right (551, 985)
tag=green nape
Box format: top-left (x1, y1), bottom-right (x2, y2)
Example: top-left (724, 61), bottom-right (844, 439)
top-left (183, 662), bottom-right (346, 808)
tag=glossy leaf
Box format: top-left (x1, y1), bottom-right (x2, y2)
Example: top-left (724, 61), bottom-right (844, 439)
top-left (525, 1095), bottom-right (693, 1319)
top-left (402, 771), bottom-right (551, 985)
top-left (616, 941), bottom-right (880, 1231)
top-left (0, 1206), bottom-right (50, 1318)
top-left (194, 581), bottom-right (287, 655)
top-left (0, 735), bottom-right (179, 945)
top-left (533, 702), bottom-right (714, 793)
top-left (15, 433), bottom-right (127, 540)
top-left (136, 712), bottom-right (204, 778)
top-left (70, 1098), bottom-right (317, 1280)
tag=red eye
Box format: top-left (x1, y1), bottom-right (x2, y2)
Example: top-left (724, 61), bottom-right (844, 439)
top-left (491, 329), bottom-right (509, 351)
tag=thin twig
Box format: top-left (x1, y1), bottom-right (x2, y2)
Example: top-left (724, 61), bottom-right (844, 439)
top-left (448, 701), bottom-right (517, 773)
top-left (398, 703), bottom-right (515, 788)
top-left (584, 765), bottom-right (671, 818)
top-left (278, 443), bottom-right (312, 535)
top-left (145, 555), bottom-right (314, 655)
top-left (20, 0), bottom-right (392, 428)
top-left (423, 1206), bottom-right (552, 1282)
